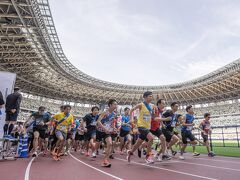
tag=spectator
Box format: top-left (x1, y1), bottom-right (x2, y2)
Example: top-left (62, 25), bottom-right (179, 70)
top-left (0, 91), bottom-right (4, 115)
top-left (3, 87), bottom-right (22, 139)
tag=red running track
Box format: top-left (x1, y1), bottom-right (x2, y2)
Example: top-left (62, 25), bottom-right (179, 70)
top-left (0, 152), bottom-right (240, 180)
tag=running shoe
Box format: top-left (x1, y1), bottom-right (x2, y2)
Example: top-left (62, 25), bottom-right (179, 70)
top-left (162, 154), bottom-right (171, 161)
top-left (179, 155), bottom-right (185, 160)
top-left (58, 153), bottom-right (64, 156)
top-left (101, 159), bottom-right (111, 168)
top-left (154, 154), bottom-right (162, 162)
top-left (53, 155), bottom-right (60, 161)
top-left (32, 152), bottom-right (38, 157)
top-left (145, 155), bottom-right (154, 164)
top-left (127, 150), bottom-right (133, 163)
top-left (208, 152), bottom-right (216, 157)
top-left (109, 154), bottom-right (114, 159)
top-left (81, 150), bottom-right (85, 155)
top-left (91, 152), bottom-right (96, 158)
top-left (172, 150), bottom-right (177, 156)
top-left (166, 149), bottom-right (172, 157)
top-left (51, 150), bottom-right (57, 156)
top-left (43, 150), bottom-right (48, 156)
top-left (193, 152), bottom-right (200, 157)
top-left (85, 151), bottom-right (90, 157)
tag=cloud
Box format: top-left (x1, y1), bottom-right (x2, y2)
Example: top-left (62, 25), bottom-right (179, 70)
top-left (49, 0), bottom-right (240, 85)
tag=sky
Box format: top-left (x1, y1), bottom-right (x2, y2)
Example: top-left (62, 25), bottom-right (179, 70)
top-left (49, 0), bottom-right (240, 86)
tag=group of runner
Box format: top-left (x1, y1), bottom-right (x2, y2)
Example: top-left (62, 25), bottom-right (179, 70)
top-left (8, 91), bottom-right (215, 167)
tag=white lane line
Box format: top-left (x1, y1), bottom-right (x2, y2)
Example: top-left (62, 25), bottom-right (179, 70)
top-left (115, 157), bottom-right (218, 180)
top-left (173, 159), bottom-right (240, 172)
top-left (24, 153), bottom-right (42, 180)
top-left (70, 153), bottom-right (123, 180)
top-left (214, 156), bottom-right (240, 160)
top-left (98, 153), bottom-right (181, 164)
top-left (197, 157), bottom-right (240, 165)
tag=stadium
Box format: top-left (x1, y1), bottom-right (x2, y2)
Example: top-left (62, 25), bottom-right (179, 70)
top-left (0, 0), bottom-right (240, 180)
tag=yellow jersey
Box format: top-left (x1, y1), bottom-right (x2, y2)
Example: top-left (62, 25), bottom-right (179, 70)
top-left (137, 102), bottom-right (154, 129)
top-left (53, 112), bottom-right (74, 134)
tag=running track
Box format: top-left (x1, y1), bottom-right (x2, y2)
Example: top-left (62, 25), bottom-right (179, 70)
top-left (1, 152), bottom-right (240, 180)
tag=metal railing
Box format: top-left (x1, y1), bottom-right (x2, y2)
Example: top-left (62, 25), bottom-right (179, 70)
top-left (194, 125), bottom-right (240, 150)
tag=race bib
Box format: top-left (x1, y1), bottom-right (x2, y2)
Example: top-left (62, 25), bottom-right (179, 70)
top-left (171, 121), bottom-right (176, 127)
top-left (205, 124), bottom-right (211, 129)
top-left (90, 121), bottom-right (97, 126)
top-left (105, 123), bottom-right (113, 132)
top-left (143, 114), bottom-right (151, 122)
top-left (59, 125), bottom-right (67, 132)
top-left (187, 126), bottom-right (193, 131)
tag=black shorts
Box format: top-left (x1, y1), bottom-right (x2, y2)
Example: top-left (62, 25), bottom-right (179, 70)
top-left (75, 132), bottom-right (85, 141)
top-left (33, 127), bottom-right (47, 139)
top-left (120, 129), bottom-right (130, 137)
top-left (67, 132), bottom-right (73, 140)
top-left (174, 131), bottom-right (179, 135)
top-left (131, 134), bottom-right (139, 145)
top-left (201, 133), bottom-right (209, 143)
top-left (5, 111), bottom-right (18, 121)
top-left (84, 130), bottom-right (96, 141)
top-left (162, 128), bottom-right (173, 142)
top-left (150, 128), bottom-right (162, 137)
top-left (96, 130), bottom-right (111, 142)
top-left (111, 133), bottom-right (118, 141)
top-left (182, 131), bottom-right (196, 144)
top-left (138, 127), bottom-right (150, 141)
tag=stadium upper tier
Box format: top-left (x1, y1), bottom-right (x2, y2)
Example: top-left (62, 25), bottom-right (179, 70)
top-left (0, 0), bottom-right (240, 105)
top-left (18, 97), bottom-right (240, 126)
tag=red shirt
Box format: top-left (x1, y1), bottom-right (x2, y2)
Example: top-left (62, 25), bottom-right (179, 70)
top-left (151, 108), bottom-right (163, 131)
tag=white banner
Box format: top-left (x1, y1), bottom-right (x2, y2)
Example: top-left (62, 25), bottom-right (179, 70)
top-left (0, 71), bottom-right (16, 138)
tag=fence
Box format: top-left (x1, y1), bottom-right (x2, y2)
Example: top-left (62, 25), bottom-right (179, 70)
top-left (193, 125), bottom-right (240, 151)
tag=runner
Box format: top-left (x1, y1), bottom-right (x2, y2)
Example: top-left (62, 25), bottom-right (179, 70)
top-left (49, 106), bottom-right (65, 152)
top-left (75, 118), bottom-right (85, 154)
top-left (52, 105), bottom-right (74, 161)
top-left (65, 117), bottom-right (80, 155)
top-left (151, 99), bottom-right (171, 161)
top-left (173, 114), bottom-right (184, 151)
top-left (199, 113), bottom-right (215, 157)
top-left (127, 91), bottom-right (157, 164)
top-left (96, 99), bottom-right (118, 167)
top-left (24, 106), bottom-right (51, 157)
top-left (161, 102), bottom-right (180, 156)
top-left (179, 105), bottom-right (200, 160)
top-left (119, 107), bottom-right (132, 155)
top-left (82, 106), bottom-right (99, 158)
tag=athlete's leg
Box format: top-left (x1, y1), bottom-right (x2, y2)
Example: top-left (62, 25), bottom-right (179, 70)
top-left (32, 131), bottom-right (40, 156)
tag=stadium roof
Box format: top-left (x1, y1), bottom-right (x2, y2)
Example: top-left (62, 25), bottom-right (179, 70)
top-left (0, 0), bottom-right (240, 105)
